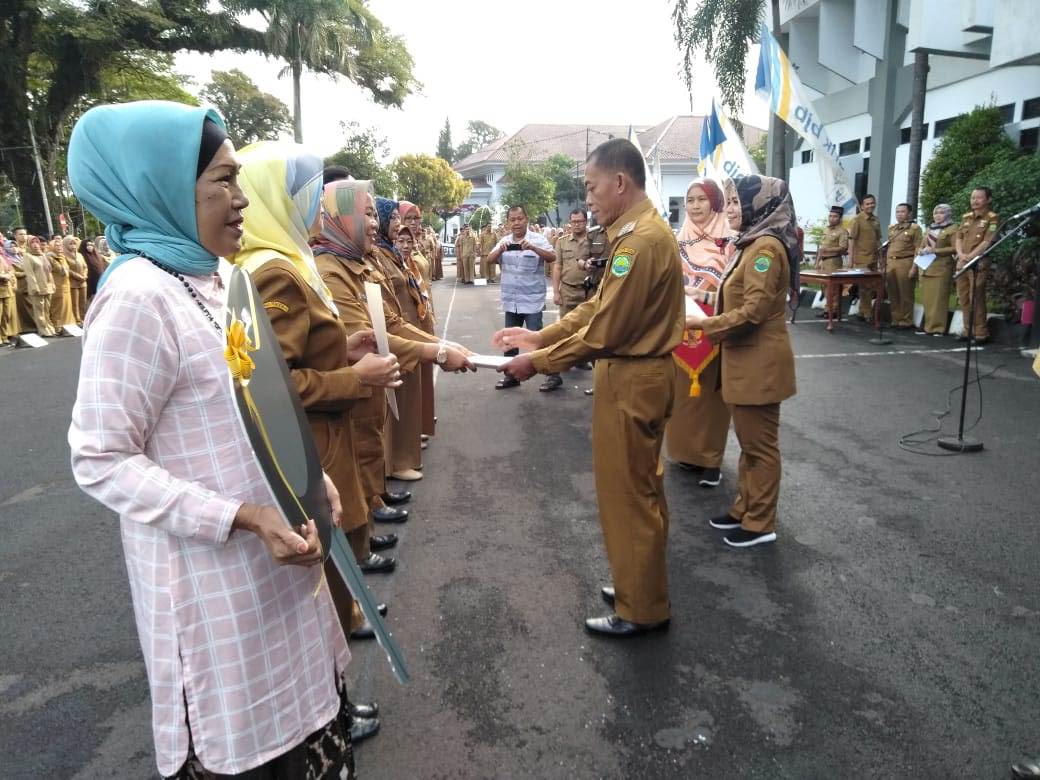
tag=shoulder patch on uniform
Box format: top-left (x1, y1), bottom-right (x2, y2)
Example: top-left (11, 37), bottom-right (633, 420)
top-left (610, 254), bottom-right (633, 277)
top-left (617, 245), bottom-right (637, 256)
top-left (617, 221), bottom-right (636, 237)
top-left (988, 222), bottom-right (997, 232)
top-left (263, 300), bottom-right (289, 313)
top-left (753, 256), bottom-right (771, 273)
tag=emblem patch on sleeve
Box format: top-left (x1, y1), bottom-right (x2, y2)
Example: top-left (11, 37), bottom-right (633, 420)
top-left (753, 256), bottom-right (771, 273)
top-left (611, 254), bottom-right (633, 277)
top-left (263, 300), bottom-right (289, 313)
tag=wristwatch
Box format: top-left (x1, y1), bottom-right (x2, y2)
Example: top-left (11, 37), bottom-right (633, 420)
top-left (435, 342), bottom-right (448, 365)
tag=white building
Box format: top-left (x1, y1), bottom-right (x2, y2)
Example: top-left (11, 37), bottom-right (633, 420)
top-left (452, 117), bottom-right (764, 231)
top-left (780, 0), bottom-right (1040, 236)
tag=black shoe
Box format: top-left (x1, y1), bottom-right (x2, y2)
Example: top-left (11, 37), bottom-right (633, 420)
top-left (495, 376), bottom-right (520, 389)
top-left (709, 514), bottom-right (741, 530)
top-left (698, 467), bottom-right (722, 487)
top-left (359, 552), bottom-right (396, 573)
top-left (381, 490), bottom-right (411, 506)
top-left (575, 361), bottom-right (593, 370)
top-left (370, 533), bottom-right (398, 551)
top-left (724, 528), bottom-right (777, 547)
top-left (372, 505), bottom-right (408, 524)
top-left (539, 374), bottom-right (563, 392)
top-left (349, 701), bottom-right (379, 720)
top-left (350, 619), bottom-right (375, 640)
top-left (956, 333), bottom-right (968, 342)
top-left (601, 586), bottom-right (615, 606)
top-left (675, 461), bottom-right (704, 473)
top-left (584, 613), bottom-right (670, 637)
top-left (584, 388), bottom-right (594, 396)
top-left (349, 715), bottom-right (380, 743)
top-left (814, 310), bottom-right (830, 318)
top-left (1012, 756), bottom-right (1040, 779)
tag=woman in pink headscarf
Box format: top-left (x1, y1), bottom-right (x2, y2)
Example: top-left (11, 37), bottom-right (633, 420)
top-left (665, 177), bottom-right (735, 487)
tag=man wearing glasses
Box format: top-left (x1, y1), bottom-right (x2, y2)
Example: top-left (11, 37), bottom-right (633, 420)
top-left (553, 208), bottom-right (607, 371)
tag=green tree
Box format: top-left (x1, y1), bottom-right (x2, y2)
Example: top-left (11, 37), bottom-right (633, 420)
top-left (324, 121), bottom-right (397, 195)
top-left (200, 69), bottom-right (293, 148)
top-left (541, 154), bottom-right (582, 222)
top-left (469, 206), bottom-right (493, 230)
top-left (455, 120), bottom-right (504, 160)
top-left (436, 118), bottom-right (454, 163)
top-left (501, 158), bottom-right (557, 223)
top-left (391, 154), bottom-right (471, 212)
top-left (920, 105), bottom-right (1018, 218)
top-left (748, 134), bottom-right (767, 171)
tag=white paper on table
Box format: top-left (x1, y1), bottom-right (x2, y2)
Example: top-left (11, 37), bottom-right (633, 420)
top-left (468, 354), bottom-right (512, 369)
top-left (914, 252), bottom-right (936, 271)
top-left (685, 296), bottom-right (706, 318)
top-left (363, 281), bottom-right (399, 420)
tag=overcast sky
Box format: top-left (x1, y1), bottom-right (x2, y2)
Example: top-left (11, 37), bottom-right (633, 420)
top-left (176, 0), bottom-right (769, 160)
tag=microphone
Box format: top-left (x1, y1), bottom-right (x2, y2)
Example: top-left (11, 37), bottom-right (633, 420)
top-left (1011, 201), bottom-right (1040, 220)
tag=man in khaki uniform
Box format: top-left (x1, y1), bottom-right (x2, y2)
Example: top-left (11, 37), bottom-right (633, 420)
top-left (885, 203), bottom-right (924, 328)
top-left (496, 138), bottom-right (683, 637)
top-left (0, 249), bottom-right (19, 344)
top-left (954, 186), bottom-right (999, 343)
top-left (848, 193), bottom-right (881, 318)
top-left (816, 206), bottom-right (848, 318)
top-left (552, 209), bottom-right (599, 370)
top-left (476, 222), bottom-right (497, 282)
top-left (455, 224), bottom-right (476, 283)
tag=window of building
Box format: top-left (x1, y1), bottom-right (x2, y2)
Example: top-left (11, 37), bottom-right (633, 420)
top-left (838, 139), bottom-right (861, 156)
top-left (900, 124), bottom-right (930, 145)
top-left (668, 196), bottom-right (682, 226)
top-left (997, 103), bottom-right (1015, 124)
top-left (801, 149), bottom-right (813, 164)
top-left (1021, 127), bottom-right (1039, 154)
top-left (863, 136), bottom-right (871, 152)
top-left (934, 116), bottom-right (962, 138)
top-left (1022, 97), bottom-right (1040, 120)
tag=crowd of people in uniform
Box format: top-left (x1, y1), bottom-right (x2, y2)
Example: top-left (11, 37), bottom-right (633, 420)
top-left (814, 188), bottom-right (1000, 341)
top-left (52, 93), bottom-right (1015, 778)
top-left (0, 230), bottom-right (117, 343)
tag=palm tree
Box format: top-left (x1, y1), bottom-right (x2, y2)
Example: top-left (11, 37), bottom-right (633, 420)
top-left (236, 0), bottom-right (374, 143)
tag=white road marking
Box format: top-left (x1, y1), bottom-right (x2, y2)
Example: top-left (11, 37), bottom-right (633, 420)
top-left (796, 347), bottom-right (981, 359)
top-left (433, 277), bottom-right (461, 387)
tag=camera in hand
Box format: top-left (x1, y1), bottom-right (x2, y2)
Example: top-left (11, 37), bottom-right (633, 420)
top-left (587, 257), bottom-right (607, 269)
top-left (506, 243), bottom-right (523, 251)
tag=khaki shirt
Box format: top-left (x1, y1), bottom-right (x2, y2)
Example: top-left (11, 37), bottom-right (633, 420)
top-left (957, 210), bottom-right (999, 264)
top-left (477, 229), bottom-right (496, 256)
top-left (555, 232), bottom-right (597, 288)
top-left (886, 222), bottom-right (923, 262)
top-left (530, 197), bottom-right (684, 374)
top-left (817, 225), bottom-right (849, 269)
top-left (848, 212), bottom-right (881, 264)
top-left (23, 252), bottom-right (54, 296)
top-left (922, 224), bottom-right (958, 278)
top-left (456, 233), bottom-right (476, 259)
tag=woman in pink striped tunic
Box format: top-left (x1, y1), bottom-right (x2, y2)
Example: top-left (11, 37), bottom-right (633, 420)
top-left (67, 101), bottom-right (356, 778)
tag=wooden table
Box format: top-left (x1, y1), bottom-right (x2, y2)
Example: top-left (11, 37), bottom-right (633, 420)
top-left (796, 269), bottom-right (885, 332)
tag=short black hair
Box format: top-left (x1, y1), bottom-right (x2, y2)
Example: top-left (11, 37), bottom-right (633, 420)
top-left (507, 205), bottom-right (528, 218)
top-left (569, 208), bottom-right (586, 218)
top-left (587, 138), bottom-right (645, 189)
top-left (323, 165), bottom-right (350, 184)
top-left (972, 185), bottom-right (993, 201)
top-left (896, 202), bottom-right (913, 211)
top-left (861, 194), bottom-right (876, 203)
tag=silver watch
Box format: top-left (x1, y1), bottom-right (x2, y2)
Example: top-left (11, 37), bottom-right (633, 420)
top-left (435, 343), bottom-right (449, 365)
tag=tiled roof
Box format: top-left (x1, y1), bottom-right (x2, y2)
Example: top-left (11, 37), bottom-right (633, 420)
top-left (453, 116), bottom-right (765, 173)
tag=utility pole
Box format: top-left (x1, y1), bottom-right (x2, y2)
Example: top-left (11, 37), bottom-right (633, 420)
top-left (27, 119), bottom-right (53, 236)
top-left (766, 0), bottom-right (788, 180)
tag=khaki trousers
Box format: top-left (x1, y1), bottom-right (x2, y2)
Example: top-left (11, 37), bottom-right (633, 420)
top-left (29, 293), bottom-right (54, 336)
top-left (458, 255), bottom-right (474, 282)
top-left (483, 258), bottom-right (497, 282)
top-left (15, 290), bottom-right (32, 333)
top-left (665, 357), bottom-right (730, 468)
top-left (854, 261), bottom-right (877, 317)
top-left (592, 356), bottom-right (675, 624)
top-left (729, 403), bottom-right (782, 534)
top-left (820, 258), bottom-right (842, 314)
top-left (920, 270), bottom-right (952, 334)
top-left (0, 294), bottom-right (18, 340)
top-left (71, 285), bottom-right (87, 325)
top-left (386, 367), bottom-right (422, 472)
top-left (956, 266), bottom-right (989, 339)
top-left (885, 258), bottom-right (915, 327)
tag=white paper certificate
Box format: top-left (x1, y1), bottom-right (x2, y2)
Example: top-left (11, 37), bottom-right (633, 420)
top-left (468, 354), bottom-right (512, 369)
top-left (363, 281), bottom-right (399, 420)
top-left (914, 252), bottom-right (936, 271)
top-left (685, 296), bottom-right (706, 318)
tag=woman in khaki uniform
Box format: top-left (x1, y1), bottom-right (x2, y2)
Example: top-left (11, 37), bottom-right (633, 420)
top-left (230, 143), bottom-right (401, 637)
top-left (399, 201), bottom-right (438, 442)
top-left (0, 249), bottom-right (19, 343)
top-left (66, 237), bottom-right (89, 325)
top-left (48, 237), bottom-right (74, 329)
top-left (686, 176), bottom-right (797, 548)
top-left (665, 177), bottom-right (735, 486)
top-left (372, 197), bottom-right (430, 481)
top-left (22, 237), bottom-right (56, 336)
top-left (913, 203), bottom-right (957, 336)
top-left (314, 182), bottom-right (474, 558)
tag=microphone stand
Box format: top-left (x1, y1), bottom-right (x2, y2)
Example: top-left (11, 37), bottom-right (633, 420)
top-left (869, 242), bottom-right (892, 345)
top-left (937, 214), bottom-right (1034, 453)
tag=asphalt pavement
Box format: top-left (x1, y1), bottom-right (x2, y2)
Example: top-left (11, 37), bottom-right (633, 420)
top-left (1, 271), bottom-right (1039, 779)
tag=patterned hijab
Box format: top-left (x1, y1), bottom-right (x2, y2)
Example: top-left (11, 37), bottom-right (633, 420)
top-left (676, 178), bottom-right (733, 293)
top-left (375, 196), bottom-right (399, 256)
top-left (375, 196), bottom-right (427, 318)
top-left (313, 180), bottom-right (373, 261)
top-left (730, 175), bottom-right (801, 295)
top-left (228, 141), bottom-right (335, 313)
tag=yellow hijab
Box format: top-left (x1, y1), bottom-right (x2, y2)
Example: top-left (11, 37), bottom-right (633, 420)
top-left (228, 142), bottom-right (335, 312)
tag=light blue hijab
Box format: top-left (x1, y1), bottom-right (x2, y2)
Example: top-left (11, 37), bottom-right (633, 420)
top-left (67, 100), bottom-right (228, 287)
